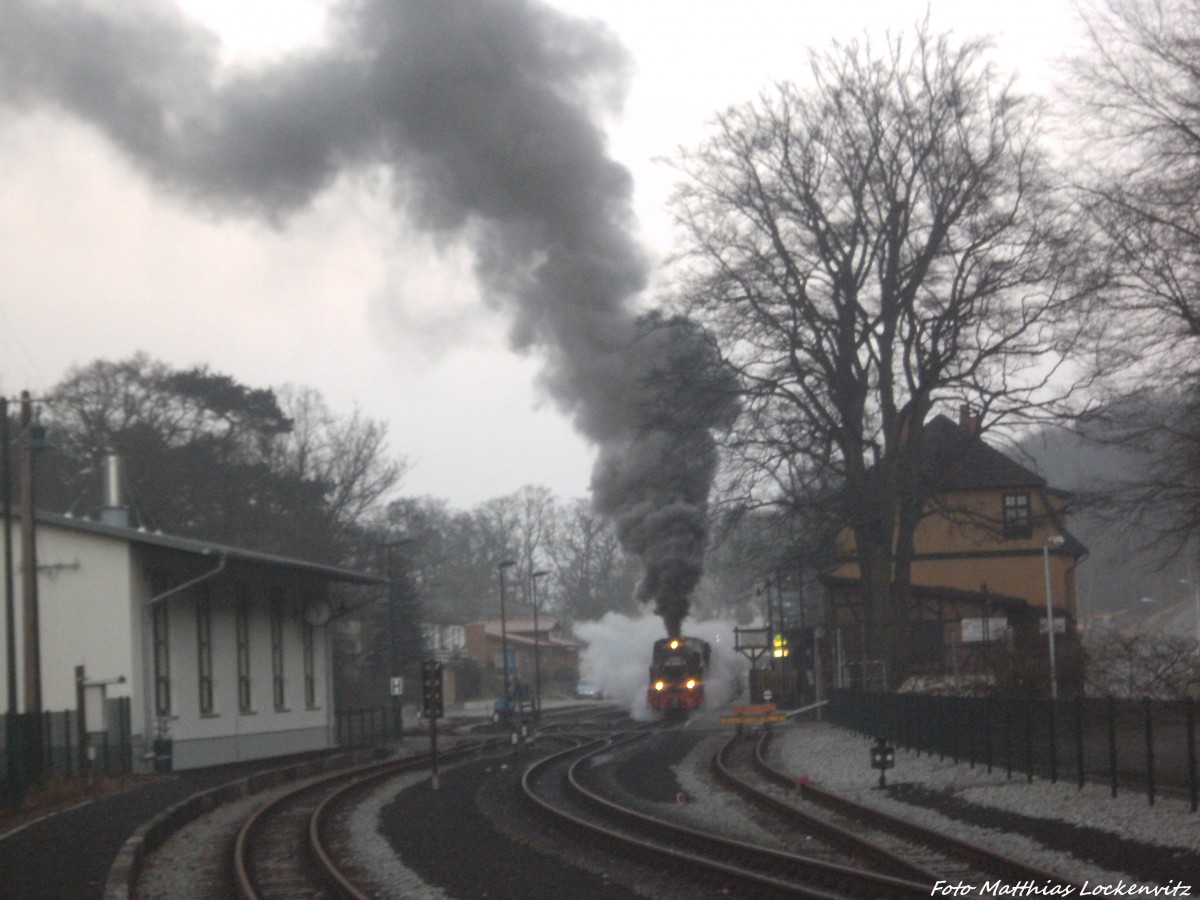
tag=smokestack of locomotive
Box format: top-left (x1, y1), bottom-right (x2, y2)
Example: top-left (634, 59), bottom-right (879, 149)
top-left (0, 0), bottom-right (738, 635)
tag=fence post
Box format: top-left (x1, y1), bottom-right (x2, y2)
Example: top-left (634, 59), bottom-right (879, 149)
top-left (912, 695), bottom-right (921, 757)
top-left (1107, 695), bottom-right (1118, 799)
top-left (1187, 697), bottom-right (1197, 814)
top-left (1004, 699), bottom-right (1013, 780)
top-left (42, 710), bottom-right (52, 779)
top-left (937, 697), bottom-right (946, 761)
top-left (984, 697), bottom-right (993, 774)
top-left (1144, 697), bottom-right (1155, 807)
top-left (1024, 698), bottom-right (1034, 784)
top-left (1048, 701), bottom-right (1058, 784)
top-left (1075, 695), bottom-right (1085, 791)
top-left (122, 697), bottom-right (133, 775)
top-left (62, 709), bottom-right (74, 779)
top-left (966, 699), bottom-right (974, 769)
top-left (952, 696), bottom-right (960, 764)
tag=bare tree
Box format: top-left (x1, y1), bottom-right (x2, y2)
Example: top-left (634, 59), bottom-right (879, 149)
top-left (1085, 626), bottom-right (1199, 699)
top-left (1070, 0), bottom-right (1200, 557)
top-left (550, 499), bottom-right (638, 625)
top-left (671, 25), bottom-right (1098, 684)
top-left (276, 385), bottom-right (408, 533)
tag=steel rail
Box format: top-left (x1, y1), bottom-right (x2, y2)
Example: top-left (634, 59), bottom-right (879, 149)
top-left (521, 728), bottom-right (930, 898)
top-left (306, 738), bottom-right (503, 899)
top-left (233, 739), bottom-right (494, 899)
top-left (751, 729), bottom-right (1083, 889)
top-left (713, 733), bottom-right (942, 885)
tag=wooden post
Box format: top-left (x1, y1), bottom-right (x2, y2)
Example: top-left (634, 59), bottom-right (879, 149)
top-left (19, 392), bottom-right (41, 714)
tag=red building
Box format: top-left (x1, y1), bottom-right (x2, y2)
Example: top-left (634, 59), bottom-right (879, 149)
top-left (464, 617), bottom-right (580, 697)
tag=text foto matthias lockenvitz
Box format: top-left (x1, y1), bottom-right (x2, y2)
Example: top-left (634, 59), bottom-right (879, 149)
top-left (932, 880), bottom-right (1193, 897)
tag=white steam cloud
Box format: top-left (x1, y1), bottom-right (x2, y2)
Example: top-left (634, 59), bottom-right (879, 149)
top-left (575, 612), bottom-right (748, 719)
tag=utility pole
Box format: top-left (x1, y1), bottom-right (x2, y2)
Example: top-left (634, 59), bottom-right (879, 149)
top-left (2, 395), bottom-right (16, 714)
top-left (19, 392), bottom-right (43, 714)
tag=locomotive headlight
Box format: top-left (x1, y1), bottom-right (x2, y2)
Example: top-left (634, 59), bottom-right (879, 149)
top-left (669, 639), bottom-right (679, 650)
top-left (654, 681), bottom-right (665, 691)
top-left (686, 679), bottom-right (696, 690)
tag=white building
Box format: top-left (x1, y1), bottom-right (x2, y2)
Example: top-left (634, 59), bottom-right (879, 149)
top-left (1, 511), bottom-right (383, 770)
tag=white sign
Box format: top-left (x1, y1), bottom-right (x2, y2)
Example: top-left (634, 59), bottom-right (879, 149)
top-left (389, 676), bottom-right (404, 697)
top-left (1039, 618), bottom-right (1067, 635)
top-left (961, 617), bottom-right (1009, 642)
top-left (84, 685), bottom-right (108, 732)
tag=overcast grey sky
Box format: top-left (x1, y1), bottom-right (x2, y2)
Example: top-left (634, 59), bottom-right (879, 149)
top-left (0, 0), bottom-right (1086, 509)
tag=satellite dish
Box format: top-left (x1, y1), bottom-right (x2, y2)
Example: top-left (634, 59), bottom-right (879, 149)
top-left (304, 600), bottom-right (333, 626)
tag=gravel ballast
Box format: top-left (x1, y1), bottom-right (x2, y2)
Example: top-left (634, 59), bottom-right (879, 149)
top-left (775, 721), bottom-right (1198, 891)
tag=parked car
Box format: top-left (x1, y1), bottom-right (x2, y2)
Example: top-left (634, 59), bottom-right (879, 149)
top-left (575, 678), bottom-right (605, 700)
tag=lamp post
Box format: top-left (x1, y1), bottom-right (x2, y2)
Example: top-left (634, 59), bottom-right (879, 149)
top-left (531, 569), bottom-right (549, 719)
top-left (498, 560), bottom-right (516, 733)
top-left (1043, 534), bottom-right (1066, 701)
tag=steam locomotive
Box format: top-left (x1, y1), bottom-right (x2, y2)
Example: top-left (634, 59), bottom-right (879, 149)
top-left (647, 635), bottom-right (711, 714)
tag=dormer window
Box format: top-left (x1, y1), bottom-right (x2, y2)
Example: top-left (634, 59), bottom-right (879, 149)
top-left (1002, 491), bottom-right (1032, 539)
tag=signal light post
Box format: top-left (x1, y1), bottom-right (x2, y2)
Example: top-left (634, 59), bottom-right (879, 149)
top-left (421, 659), bottom-right (443, 789)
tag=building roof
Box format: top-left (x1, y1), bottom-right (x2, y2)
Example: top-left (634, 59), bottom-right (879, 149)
top-left (478, 619), bottom-right (581, 650)
top-left (920, 414), bottom-right (1047, 492)
top-left (36, 511), bottom-right (385, 586)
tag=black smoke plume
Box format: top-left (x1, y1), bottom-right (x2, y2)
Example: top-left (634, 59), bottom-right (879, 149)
top-left (0, 0), bottom-right (738, 634)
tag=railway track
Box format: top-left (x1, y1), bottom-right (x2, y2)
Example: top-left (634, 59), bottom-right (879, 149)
top-left (522, 725), bottom-right (933, 898)
top-left (712, 728), bottom-right (1082, 895)
top-left (231, 738), bottom-right (496, 899)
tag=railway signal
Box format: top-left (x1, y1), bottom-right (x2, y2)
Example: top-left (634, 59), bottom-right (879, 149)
top-left (421, 659), bottom-right (444, 719)
top-left (421, 659), bottom-right (443, 790)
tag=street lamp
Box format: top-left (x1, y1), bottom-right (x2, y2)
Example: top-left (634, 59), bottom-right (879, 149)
top-left (1043, 534), bottom-right (1066, 700)
top-left (498, 560), bottom-right (517, 731)
top-left (531, 569), bottom-right (550, 718)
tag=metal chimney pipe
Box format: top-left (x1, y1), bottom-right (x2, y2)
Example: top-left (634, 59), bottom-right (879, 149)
top-left (99, 452), bottom-right (129, 528)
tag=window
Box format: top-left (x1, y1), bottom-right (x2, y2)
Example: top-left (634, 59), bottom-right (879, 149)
top-left (196, 587), bottom-right (214, 715)
top-left (303, 620), bottom-right (317, 709)
top-left (236, 586), bottom-right (252, 713)
top-left (270, 589), bottom-right (286, 711)
top-left (152, 601), bottom-right (171, 718)
top-left (1002, 491), bottom-right (1032, 539)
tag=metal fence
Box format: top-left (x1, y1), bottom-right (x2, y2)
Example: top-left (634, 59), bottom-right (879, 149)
top-left (335, 706), bottom-right (401, 748)
top-left (828, 688), bottom-right (1200, 812)
top-left (1, 697), bottom-right (133, 791)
